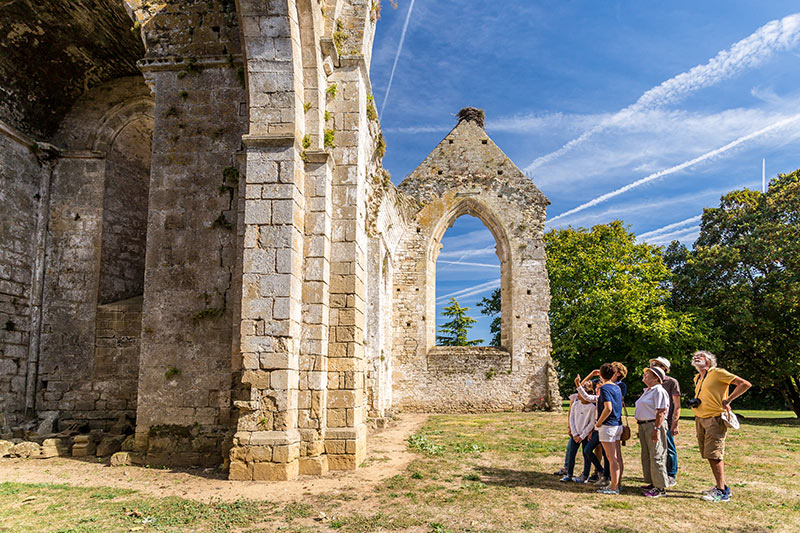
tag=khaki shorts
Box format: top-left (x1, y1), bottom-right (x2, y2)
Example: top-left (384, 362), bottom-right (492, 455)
top-left (695, 415), bottom-right (728, 460)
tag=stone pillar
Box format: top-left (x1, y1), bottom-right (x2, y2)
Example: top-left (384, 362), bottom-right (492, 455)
top-left (298, 151), bottom-right (332, 475)
top-left (132, 0), bottom-right (247, 465)
top-left (324, 61), bottom-right (369, 470)
top-left (230, 135), bottom-right (305, 481)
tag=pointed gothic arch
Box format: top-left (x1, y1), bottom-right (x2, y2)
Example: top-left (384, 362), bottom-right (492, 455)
top-left (426, 198), bottom-right (512, 351)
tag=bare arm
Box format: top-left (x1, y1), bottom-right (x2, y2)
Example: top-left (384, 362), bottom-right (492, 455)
top-left (671, 394), bottom-right (681, 434)
top-left (723, 377), bottom-right (752, 409)
top-left (577, 385), bottom-right (598, 403)
top-left (595, 401), bottom-right (612, 428)
top-left (566, 401), bottom-right (573, 435)
top-left (652, 408), bottom-right (666, 442)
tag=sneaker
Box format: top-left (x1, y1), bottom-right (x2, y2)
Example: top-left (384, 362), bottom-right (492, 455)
top-left (644, 487), bottom-right (666, 498)
top-left (597, 487), bottom-right (620, 495)
top-left (554, 467), bottom-right (568, 476)
top-left (559, 475), bottom-right (573, 482)
top-left (701, 485), bottom-right (731, 495)
top-left (640, 483), bottom-right (654, 491)
top-left (573, 474), bottom-right (589, 484)
top-left (587, 473), bottom-right (599, 483)
top-left (594, 476), bottom-right (610, 487)
top-left (667, 476), bottom-right (677, 487)
top-left (701, 487), bottom-right (730, 502)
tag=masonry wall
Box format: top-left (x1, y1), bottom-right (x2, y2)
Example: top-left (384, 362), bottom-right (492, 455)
top-left (34, 77), bottom-right (153, 430)
top-left (93, 296), bottom-right (143, 417)
top-left (132, 0), bottom-right (248, 467)
top-left (0, 125), bottom-right (40, 428)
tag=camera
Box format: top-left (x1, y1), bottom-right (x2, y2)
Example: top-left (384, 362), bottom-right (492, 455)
top-left (687, 398), bottom-right (702, 408)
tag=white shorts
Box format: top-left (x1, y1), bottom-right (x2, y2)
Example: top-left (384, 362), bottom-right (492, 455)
top-left (598, 424), bottom-right (623, 443)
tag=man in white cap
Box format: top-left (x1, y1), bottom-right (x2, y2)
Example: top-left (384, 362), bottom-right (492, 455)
top-left (650, 357), bottom-right (680, 486)
top-left (635, 366), bottom-right (670, 497)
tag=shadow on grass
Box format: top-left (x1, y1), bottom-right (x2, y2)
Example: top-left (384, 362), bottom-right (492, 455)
top-left (738, 417), bottom-right (800, 427)
top-left (474, 466), bottom-right (698, 499)
top-left (680, 414), bottom-right (800, 427)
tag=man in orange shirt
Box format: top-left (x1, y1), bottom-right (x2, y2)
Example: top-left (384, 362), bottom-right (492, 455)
top-left (690, 350), bottom-right (751, 502)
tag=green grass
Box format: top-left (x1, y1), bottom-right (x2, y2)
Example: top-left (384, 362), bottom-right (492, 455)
top-left (3, 409), bottom-right (799, 532)
top-left (349, 410), bottom-right (800, 532)
top-left (0, 482), bottom-right (276, 532)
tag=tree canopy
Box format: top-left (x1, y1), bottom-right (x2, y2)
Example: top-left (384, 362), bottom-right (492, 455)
top-left (437, 297), bottom-right (483, 346)
top-left (545, 221), bottom-right (708, 395)
top-left (477, 288), bottom-right (501, 347)
top-left (664, 169), bottom-right (800, 415)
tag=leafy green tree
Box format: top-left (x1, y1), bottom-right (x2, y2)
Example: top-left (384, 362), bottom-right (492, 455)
top-left (664, 169), bottom-right (800, 415)
top-left (437, 297), bottom-right (483, 346)
top-left (477, 288), bottom-right (501, 347)
top-left (546, 221), bottom-right (708, 395)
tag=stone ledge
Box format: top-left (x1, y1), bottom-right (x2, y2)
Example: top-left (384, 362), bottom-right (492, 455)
top-left (303, 150), bottom-right (330, 164)
top-left (137, 55), bottom-right (244, 72)
top-left (242, 133), bottom-right (297, 148)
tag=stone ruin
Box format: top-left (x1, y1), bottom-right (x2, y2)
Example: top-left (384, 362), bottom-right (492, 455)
top-left (0, 0), bottom-right (560, 480)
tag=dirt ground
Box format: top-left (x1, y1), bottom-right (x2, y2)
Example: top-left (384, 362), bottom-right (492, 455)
top-left (0, 414), bottom-right (429, 505)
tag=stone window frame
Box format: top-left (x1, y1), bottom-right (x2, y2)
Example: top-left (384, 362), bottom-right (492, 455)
top-left (424, 197), bottom-right (512, 353)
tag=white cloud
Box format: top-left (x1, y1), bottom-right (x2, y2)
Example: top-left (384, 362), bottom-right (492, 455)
top-left (534, 103), bottom-right (800, 190)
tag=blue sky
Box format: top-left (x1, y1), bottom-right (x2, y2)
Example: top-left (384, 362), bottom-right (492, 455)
top-left (369, 2), bottom-right (800, 343)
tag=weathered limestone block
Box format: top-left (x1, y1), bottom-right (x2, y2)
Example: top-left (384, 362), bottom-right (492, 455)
top-left (120, 435), bottom-right (135, 451)
top-left (40, 438), bottom-right (70, 458)
top-left (97, 435), bottom-right (126, 456)
top-left (252, 460), bottom-right (298, 481)
top-left (298, 455), bottom-right (328, 476)
top-left (11, 441), bottom-right (41, 458)
top-left (109, 451), bottom-right (143, 466)
top-left (0, 440), bottom-right (13, 457)
top-left (228, 460), bottom-right (252, 481)
top-left (71, 434), bottom-right (96, 457)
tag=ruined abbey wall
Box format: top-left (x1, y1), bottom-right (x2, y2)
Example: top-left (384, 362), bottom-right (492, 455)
top-left (0, 124), bottom-right (40, 428)
top-left (0, 0), bottom-right (559, 479)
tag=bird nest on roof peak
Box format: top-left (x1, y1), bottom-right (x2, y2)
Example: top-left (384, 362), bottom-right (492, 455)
top-left (456, 107), bottom-right (485, 129)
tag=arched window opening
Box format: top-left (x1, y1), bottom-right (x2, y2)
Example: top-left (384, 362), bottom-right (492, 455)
top-left (434, 215), bottom-right (502, 347)
top-left (97, 116), bottom-right (152, 304)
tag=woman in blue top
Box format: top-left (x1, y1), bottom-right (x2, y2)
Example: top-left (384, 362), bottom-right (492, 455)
top-left (593, 363), bottom-right (624, 494)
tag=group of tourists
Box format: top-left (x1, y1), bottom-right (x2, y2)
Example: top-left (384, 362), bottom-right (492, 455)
top-left (555, 350), bottom-right (751, 501)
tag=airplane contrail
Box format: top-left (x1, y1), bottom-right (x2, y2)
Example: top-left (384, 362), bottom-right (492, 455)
top-left (548, 113), bottom-right (800, 223)
top-left (438, 260), bottom-right (501, 269)
top-left (526, 13), bottom-right (800, 173)
top-left (637, 215), bottom-right (703, 241)
top-left (645, 228), bottom-right (701, 246)
top-left (379, 0), bottom-right (416, 120)
top-left (436, 279), bottom-right (500, 304)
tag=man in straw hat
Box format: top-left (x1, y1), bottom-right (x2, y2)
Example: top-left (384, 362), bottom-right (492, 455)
top-left (649, 357), bottom-right (681, 486)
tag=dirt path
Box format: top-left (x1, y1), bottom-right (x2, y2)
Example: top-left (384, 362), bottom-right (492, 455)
top-left (0, 414), bottom-right (428, 503)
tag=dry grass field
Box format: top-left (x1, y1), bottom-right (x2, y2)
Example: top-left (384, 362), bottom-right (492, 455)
top-left (1, 409), bottom-right (798, 532)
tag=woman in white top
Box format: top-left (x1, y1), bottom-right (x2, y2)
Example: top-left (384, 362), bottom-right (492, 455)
top-left (635, 366), bottom-right (670, 498)
top-left (560, 380), bottom-right (598, 482)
